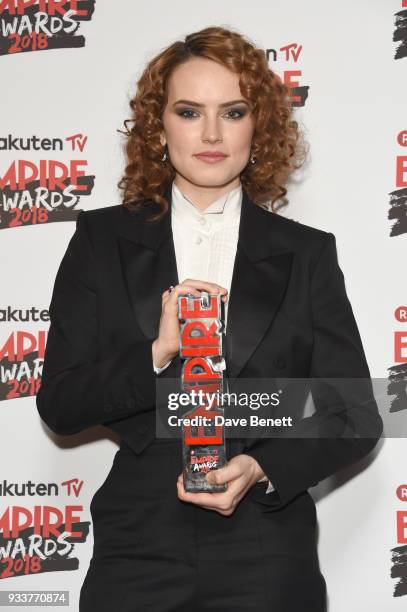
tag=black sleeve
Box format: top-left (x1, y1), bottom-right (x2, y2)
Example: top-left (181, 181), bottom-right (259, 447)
top-left (244, 232), bottom-right (383, 511)
top-left (36, 211), bottom-right (157, 436)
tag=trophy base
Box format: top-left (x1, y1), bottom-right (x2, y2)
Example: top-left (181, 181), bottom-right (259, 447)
top-left (182, 444), bottom-right (227, 493)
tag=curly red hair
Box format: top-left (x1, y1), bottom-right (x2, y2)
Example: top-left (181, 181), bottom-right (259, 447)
top-left (117, 25), bottom-right (308, 220)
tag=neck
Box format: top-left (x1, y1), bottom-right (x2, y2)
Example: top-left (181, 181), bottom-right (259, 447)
top-left (173, 175), bottom-right (241, 211)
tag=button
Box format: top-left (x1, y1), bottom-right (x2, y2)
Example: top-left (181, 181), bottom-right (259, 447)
top-left (273, 355), bottom-right (286, 369)
top-left (103, 404), bottom-right (113, 413)
top-left (198, 217), bottom-right (206, 225)
top-left (195, 236), bottom-right (202, 244)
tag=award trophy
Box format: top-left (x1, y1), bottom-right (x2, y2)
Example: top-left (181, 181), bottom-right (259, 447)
top-left (178, 291), bottom-right (228, 493)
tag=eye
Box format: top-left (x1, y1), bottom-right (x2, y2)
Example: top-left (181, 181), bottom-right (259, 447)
top-left (223, 108), bottom-right (246, 120)
top-left (176, 107), bottom-right (247, 120)
top-left (177, 109), bottom-right (199, 119)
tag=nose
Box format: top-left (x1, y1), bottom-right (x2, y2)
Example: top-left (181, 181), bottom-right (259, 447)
top-left (201, 115), bottom-right (223, 143)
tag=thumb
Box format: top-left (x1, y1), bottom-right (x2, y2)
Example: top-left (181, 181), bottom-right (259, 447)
top-left (206, 467), bottom-right (226, 485)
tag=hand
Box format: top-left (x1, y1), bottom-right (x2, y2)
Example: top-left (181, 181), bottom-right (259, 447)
top-left (176, 454), bottom-right (265, 516)
top-left (152, 278), bottom-right (228, 368)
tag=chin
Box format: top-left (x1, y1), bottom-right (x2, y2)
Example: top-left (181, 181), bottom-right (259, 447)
top-left (182, 169), bottom-right (237, 188)
top-left (194, 177), bottom-right (234, 189)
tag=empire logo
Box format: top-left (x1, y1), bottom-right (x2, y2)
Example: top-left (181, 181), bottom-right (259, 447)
top-left (0, 0), bottom-right (96, 57)
top-left (389, 131), bottom-right (407, 237)
top-left (0, 478), bottom-right (89, 580)
top-left (0, 477), bottom-right (89, 579)
top-left (0, 330), bottom-right (47, 401)
top-left (388, 306), bottom-right (407, 413)
top-left (0, 132), bottom-right (94, 229)
top-left (394, 0), bottom-right (407, 60)
top-left (391, 484), bottom-right (407, 597)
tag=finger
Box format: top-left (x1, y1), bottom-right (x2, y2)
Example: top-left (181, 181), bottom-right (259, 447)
top-left (176, 476), bottom-right (230, 507)
top-left (176, 478), bottom-right (216, 505)
top-left (169, 285), bottom-right (228, 305)
top-left (177, 467), bottom-right (248, 512)
top-left (172, 285), bottom-right (201, 297)
top-left (206, 463), bottom-right (241, 487)
top-left (179, 279), bottom-right (228, 295)
top-left (176, 476), bottom-right (239, 515)
top-left (164, 285), bottom-right (201, 303)
top-left (176, 487), bottom-right (228, 513)
top-left (166, 284), bottom-right (225, 308)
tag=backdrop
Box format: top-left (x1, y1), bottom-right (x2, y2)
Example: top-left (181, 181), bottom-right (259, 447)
top-left (0, 1), bottom-right (406, 610)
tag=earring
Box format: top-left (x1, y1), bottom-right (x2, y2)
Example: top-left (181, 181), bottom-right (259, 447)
top-left (161, 146), bottom-right (167, 162)
top-left (250, 153), bottom-right (256, 165)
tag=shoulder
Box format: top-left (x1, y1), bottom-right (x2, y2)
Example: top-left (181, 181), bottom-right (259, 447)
top-left (74, 204), bottom-right (132, 243)
top-left (255, 205), bottom-right (335, 260)
top-left (77, 203), bottom-right (123, 227)
top-left (272, 210), bottom-right (329, 236)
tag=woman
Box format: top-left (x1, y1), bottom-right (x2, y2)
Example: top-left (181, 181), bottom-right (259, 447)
top-left (36, 26), bottom-right (383, 612)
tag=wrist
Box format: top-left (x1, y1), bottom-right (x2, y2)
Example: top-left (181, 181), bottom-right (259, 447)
top-left (152, 338), bottom-right (176, 369)
top-left (246, 455), bottom-right (265, 482)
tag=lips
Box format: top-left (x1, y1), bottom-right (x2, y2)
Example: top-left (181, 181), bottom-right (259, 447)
top-left (194, 152), bottom-right (228, 164)
top-left (195, 152), bottom-right (227, 158)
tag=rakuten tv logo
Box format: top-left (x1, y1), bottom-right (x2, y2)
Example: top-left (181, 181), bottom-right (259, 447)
top-left (0, 0), bottom-right (96, 56)
top-left (266, 42), bottom-right (309, 107)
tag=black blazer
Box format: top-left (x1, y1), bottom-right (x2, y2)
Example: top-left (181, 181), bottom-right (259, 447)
top-left (36, 183), bottom-right (383, 513)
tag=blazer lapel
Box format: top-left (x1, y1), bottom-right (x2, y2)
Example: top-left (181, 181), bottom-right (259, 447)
top-left (116, 182), bottom-right (293, 381)
top-left (225, 189), bottom-right (294, 380)
top-left (117, 183), bottom-right (179, 341)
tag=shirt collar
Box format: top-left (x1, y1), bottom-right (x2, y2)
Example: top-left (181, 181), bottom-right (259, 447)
top-left (171, 180), bottom-right (242, 226)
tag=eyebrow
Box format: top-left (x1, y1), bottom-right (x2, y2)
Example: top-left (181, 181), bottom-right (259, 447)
top-left (172, 99), bottom-right (250, 108)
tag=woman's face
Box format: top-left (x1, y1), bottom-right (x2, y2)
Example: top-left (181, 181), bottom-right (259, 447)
top-left (160, 57), bottom-right (255, 190)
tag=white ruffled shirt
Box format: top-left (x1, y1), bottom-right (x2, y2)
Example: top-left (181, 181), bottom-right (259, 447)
top-left (154, 180), bottom-right (274, 494)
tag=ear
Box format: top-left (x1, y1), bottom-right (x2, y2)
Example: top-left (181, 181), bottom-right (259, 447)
top-left (159, 132), bottom-right (166, 148)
